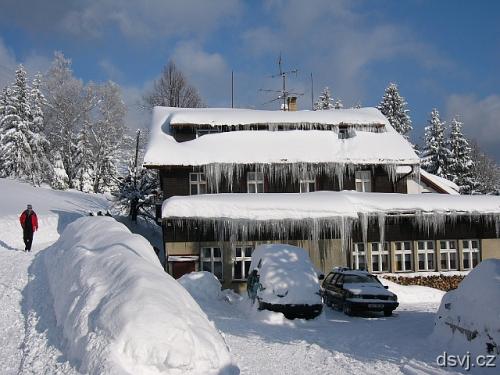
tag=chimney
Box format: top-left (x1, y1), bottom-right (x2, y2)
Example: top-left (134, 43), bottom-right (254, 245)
top-left (287, 96), bottom-right (297, 111)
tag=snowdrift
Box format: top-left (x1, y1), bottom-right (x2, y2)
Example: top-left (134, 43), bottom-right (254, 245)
top-left (178, 271), bottom-right (224, 301)
top-left (380, 278), bottom-right (445, 304)
top-left (42, 217), bottom-right (237, 375)
top-left (432, 259), bottom-right (500, 356)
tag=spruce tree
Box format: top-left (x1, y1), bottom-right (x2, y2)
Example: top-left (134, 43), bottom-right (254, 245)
top-left (51, 151), bottom-right (69, 189)
top-left (378, 83), bottom-right (412, 138)
top-left (314, 87), bottom-right (334, 110)
top-left (421, 108), bottom-right (450, 178)
top-left (447, 117), bottom-right (476, 194)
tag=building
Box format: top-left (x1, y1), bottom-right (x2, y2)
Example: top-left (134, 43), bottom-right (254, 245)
top-left (144, 106), bottom-right (500, 290)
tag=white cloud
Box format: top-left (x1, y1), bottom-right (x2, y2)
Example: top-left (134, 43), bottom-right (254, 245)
top-left (445, 94), bottom-right (500, 161)
top-left (172, 41), bottom-right (231, 106)
top-left (99, 59), bottom-right (123, 81)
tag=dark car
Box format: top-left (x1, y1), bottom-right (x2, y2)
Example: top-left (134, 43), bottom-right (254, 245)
top-left (321, 268), bottom-right (399, 316)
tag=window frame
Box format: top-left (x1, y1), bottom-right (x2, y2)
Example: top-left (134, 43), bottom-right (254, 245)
top-left (394, 241), bottom-right (413, 272)
top-left (352, 243), bottom-right (367, 270)
top-left (232, 245), bottom-right (254, 281)
top-left (200, 247), bottom-right (223, 280)
top-left (247, 171), bottom-right (265, 193)
top-left (355, 170), bottom-right (372, 192)
top-left (189, 172), bottom-right (207, 195)
top-left (440, 240), bottom-right (458, 271)
top-left (417, 240), bottom-right (435, 271)
top-left (370, 242), bottom-right (389, 273)
top-left (462, 239), bottom-right (480, 270)
top-left (299, 178), bottom-right (316, 193)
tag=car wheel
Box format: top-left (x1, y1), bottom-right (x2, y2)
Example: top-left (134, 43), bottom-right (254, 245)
top-left (343, 303), bottom-right (353, 316)
top-left (324, 295), bottom-right (332, 307)
top-left (383, 309), bottom-right (393, 317)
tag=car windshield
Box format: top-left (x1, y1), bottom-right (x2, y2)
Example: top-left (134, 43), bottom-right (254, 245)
top-left (342, 275), bottom-right (379, 284)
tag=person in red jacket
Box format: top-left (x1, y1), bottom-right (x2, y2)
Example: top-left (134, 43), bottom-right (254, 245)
top-left (19, 204), bottom-right (38, 252)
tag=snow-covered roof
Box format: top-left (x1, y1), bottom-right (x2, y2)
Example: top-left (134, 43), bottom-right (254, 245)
top-left (153, 106), bottom-right (389, 128)
top-left (144, 107), bottom-right (419, 167)
top-left (420, 170), bottom-right (460, 195)
top-left (162, 191), bottom-right (500, 220)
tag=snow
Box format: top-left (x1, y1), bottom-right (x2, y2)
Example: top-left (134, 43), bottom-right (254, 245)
top-left (432, 259), bottom-right (500, 357)
top-left (42, 217), bottom-right (236, 374)
top-left (152, 106), bottom-right (390, 128)
top-left (162, 190), bottom-right (500, 220)
top-left (179, 267), bottom-right (458, 375)
top-left (144, 123), bottom-right (419, 168)
top-left (249, 244), bottom-right (322, 305)
top-left (178, 271), bottom-right (224, 301)
top-left (420, 170), bottom-right (460, 195)
top-left (380, 278), bottom-right (445, 304)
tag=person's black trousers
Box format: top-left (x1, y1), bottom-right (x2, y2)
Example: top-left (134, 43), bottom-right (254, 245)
top-left (23, 231), bottom-right (33, 251)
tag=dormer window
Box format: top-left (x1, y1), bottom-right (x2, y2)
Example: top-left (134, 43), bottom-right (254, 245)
top-left (338, 125), bottom-right (349, 139)
top-left (247, 172), bottom-right (264, 193)
top-left (299, 178), bottom-right (316, 193)
top-left (189, 172), bottom-right (207, 195)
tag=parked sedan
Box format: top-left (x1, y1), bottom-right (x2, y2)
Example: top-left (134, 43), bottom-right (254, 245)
top-left (322, 269), bottom-right (398, 316)
top-left (247, 244), bottom-right (323, 320)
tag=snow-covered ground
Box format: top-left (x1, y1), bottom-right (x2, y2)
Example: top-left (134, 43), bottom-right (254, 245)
top-left (1, 178), bottom-right (496, 374)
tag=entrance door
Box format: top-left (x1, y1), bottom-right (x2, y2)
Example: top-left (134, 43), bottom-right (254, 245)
top-left (172, 261), bottom-right (195, 279)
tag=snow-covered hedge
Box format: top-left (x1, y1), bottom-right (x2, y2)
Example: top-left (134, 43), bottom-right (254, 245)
top-left (43, 217), bottom-right (237, 375)
top-left (432, 259), bottom-right (500, 356)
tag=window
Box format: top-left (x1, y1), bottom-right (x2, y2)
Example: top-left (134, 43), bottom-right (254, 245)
top-left (299, 178), bottom-right (316, 193)
top-left (201, 247), bottom-right (223, 280)
top-left (440, 240), bottom-right (458, 271)
top-left (355, 171), bottom-right (371, 192)
top-left (247, 172), bottom-right (264, 193)
top-left (196, 128), bottom-right (220, 138)
top-left (462, 240), bottom-right (480, 270)
top-left (338, 125), bottom-right (349, 139)
top-left (189, 172), bottom-right (207, 195)
top-left (371, 242), bottom-right (389, 272)
top-left (417, 241), bottom-right (435, 271)
top-left (233, 245), bottom-right (253, 280)
top-left (352, 243), bottom-right (366, 270)
top-left (395, 241), bottom-right (413, 272)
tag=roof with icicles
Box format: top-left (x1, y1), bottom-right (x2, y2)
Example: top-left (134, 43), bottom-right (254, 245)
top-left (143, 106), bottom-right (420, 168)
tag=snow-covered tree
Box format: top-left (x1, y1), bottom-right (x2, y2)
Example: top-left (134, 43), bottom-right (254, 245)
top-left (421, 109), bottom-right (450, 178)
top-left (51, 151), bottom-right (69, 189)
top-left (469, 141), bottom-right (500, 194)
top-left (74, 121), bottom-right (94, 192)
top-left (44, 52), bottom-right (96, 188)
top-left (333, 98), bottom-right (344, 109)
top-left (0, 65), bottom-right (48, 185)
top-left (88, 81), bottom-right (127, 193)
top-left (378, 83), bottom-right (412, 138)
top-left (446, 117), bottom-right (476, 194)
top-left (314, 87), bottom-right (334, 110)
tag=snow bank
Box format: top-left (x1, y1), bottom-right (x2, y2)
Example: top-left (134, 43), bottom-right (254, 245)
top-left (43, 217), bottom-right (237, 375)
top-left (178, 272), bottom-right (224, 301)
top-left (380, 278), bottom-right (445, 304)
top-left (432, 259), bottom-right (500, 356)
top-left (249, 244), bottom-right (322, 306)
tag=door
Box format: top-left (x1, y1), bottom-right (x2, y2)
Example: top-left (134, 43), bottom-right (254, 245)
top-left (172, 261), bottom-right (195, 279)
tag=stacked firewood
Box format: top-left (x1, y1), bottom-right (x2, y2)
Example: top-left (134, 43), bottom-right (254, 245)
top-left (384, 275), bottom-right (465, 291)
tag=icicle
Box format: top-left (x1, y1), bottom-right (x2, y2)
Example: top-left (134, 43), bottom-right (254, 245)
top-left (359, 212), bottom-right (369, 249)
top-left (377, 212), bottom-right (386, 245)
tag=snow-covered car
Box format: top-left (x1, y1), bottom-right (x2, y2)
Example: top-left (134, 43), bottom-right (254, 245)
top-left (247, 244), bottom-right (323, 319)
top-left (322, 268), bottom-right (398, 316)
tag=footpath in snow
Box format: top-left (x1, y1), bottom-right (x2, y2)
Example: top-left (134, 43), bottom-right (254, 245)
top-left (0, 178), bottom-right (110, 374)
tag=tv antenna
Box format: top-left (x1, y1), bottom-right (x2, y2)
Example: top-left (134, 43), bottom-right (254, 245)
top-left (259, 54), bottom-right (303, 110)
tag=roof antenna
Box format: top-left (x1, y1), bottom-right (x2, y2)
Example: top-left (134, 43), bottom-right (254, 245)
top-left (259, 53), bottom-right (303, 111)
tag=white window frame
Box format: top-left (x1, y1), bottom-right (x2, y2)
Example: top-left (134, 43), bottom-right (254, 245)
top-left (299, 178), bottom-right (316, 193)
top-left (200, 247), bottom-right (223, 280)
top-left (371, 242), bottom-right (389, 272)
top-left (417, 241), bottom-right (435, 271)
top-left (247, 172), bottom-right (264, 193)
top-left (189, 172), bottom-right (207, 195)
top-left (355, 170), bottom-right (372, 192)
top-left (232, 245), bottom-right (253, 281)
top-left (462, 240), bottom-right (480, 270)
top-left (395, 241), bottom-right (413, 272)
top-left (440, 240), bottom-right (458, 271)
top-left (352, 243), bottom-right (367, 270)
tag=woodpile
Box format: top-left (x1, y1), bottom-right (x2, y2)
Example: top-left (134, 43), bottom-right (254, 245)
top-left (384, 274), bottom-right (465, 291)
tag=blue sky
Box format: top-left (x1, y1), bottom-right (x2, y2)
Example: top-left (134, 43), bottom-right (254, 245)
top-left (0, 0), bottom-right (499, 160)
